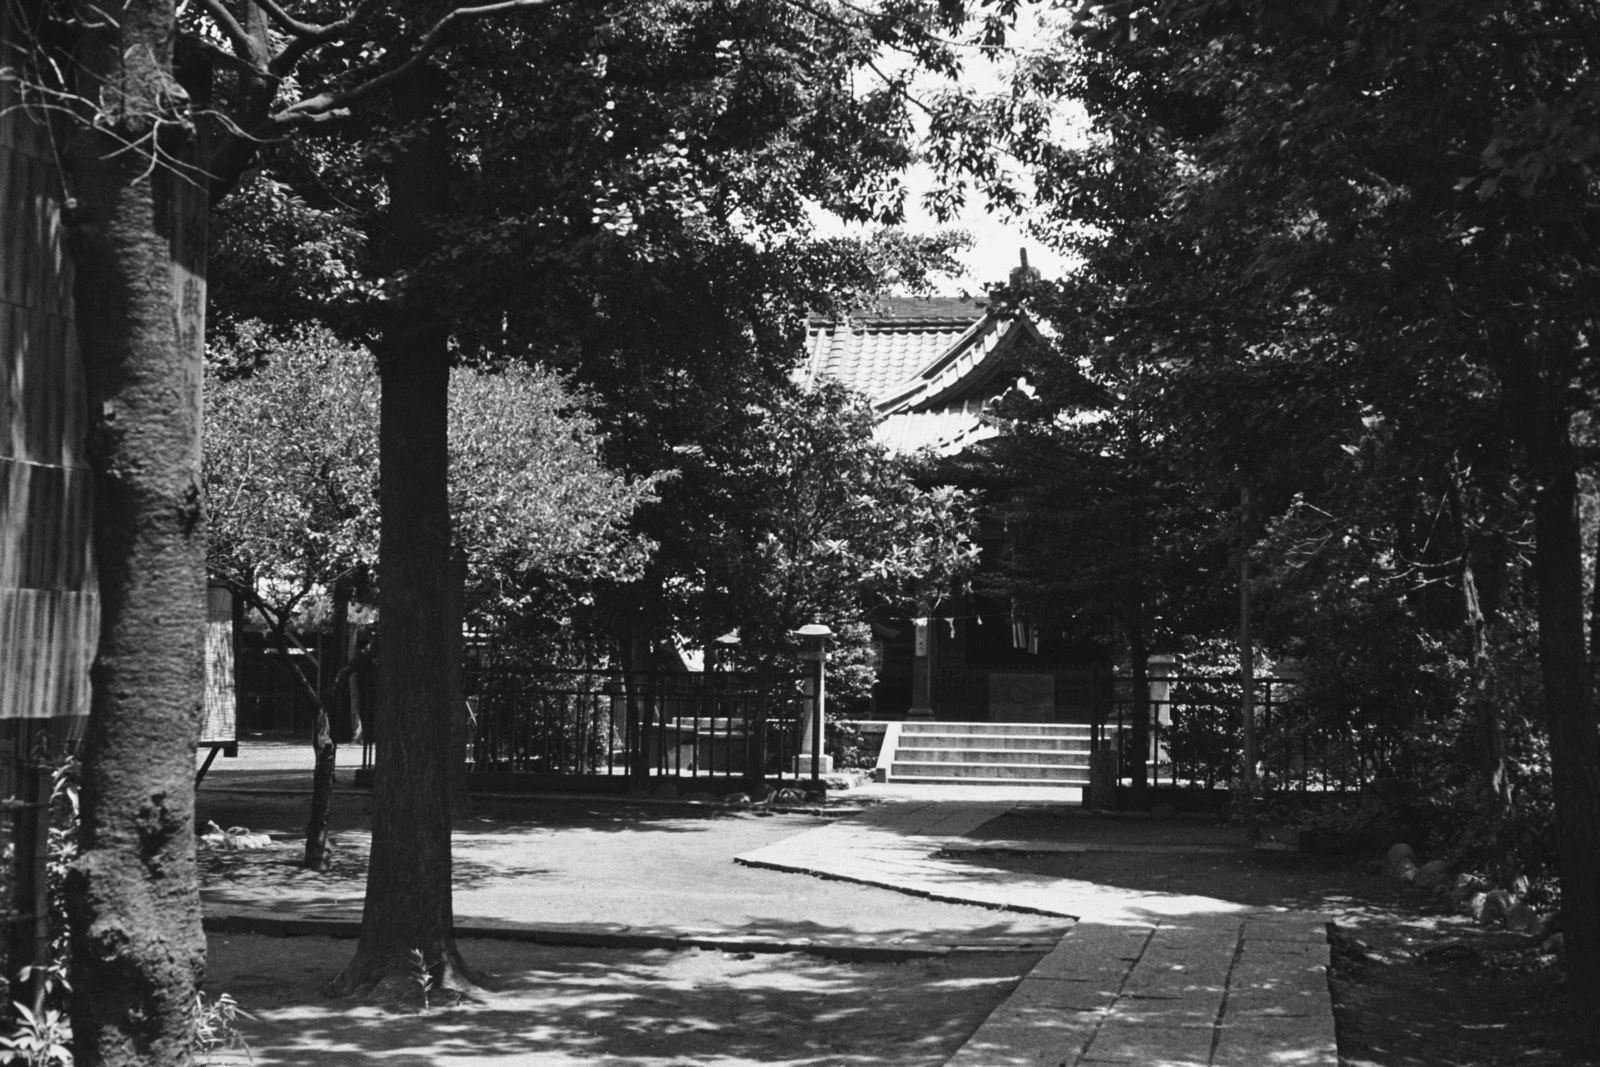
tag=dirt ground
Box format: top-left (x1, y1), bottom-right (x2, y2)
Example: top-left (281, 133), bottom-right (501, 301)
top-left (202, 935), bottom-right (1040, 1066)
top-left (195, 787), bottom-right (1064, 1066)
top-left (953, 808), bottom-right (1600, 1067)
top-left (195, 775), bottom-right (1600, 1066)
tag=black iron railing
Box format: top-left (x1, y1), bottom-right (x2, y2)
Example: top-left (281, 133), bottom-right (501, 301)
top-left (1107, 674), bottom-right (1404, 791)
top-left (362, 665), bottom-right (813, 783)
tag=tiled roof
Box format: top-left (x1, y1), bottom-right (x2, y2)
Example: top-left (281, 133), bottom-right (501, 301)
top-left (807, 295), bottom-right (989, 326)
top-left (804, 319), bottom-right (979, 400)
top-left (803, 296), bottom-right (1042, 457)
top-left (876, 400), bottom-right (1001, 455)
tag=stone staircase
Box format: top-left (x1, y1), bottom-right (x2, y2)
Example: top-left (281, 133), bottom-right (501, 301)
top-left (876, 721), bottom-right (1092, 786)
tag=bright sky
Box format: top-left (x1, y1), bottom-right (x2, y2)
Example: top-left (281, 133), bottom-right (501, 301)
top-left (813, 8), bottom-right (1083, 297)
top-left (901, 175), bottom-right (1068, 294)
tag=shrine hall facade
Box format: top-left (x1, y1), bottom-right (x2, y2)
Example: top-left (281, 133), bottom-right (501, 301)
top-left (799, 295), bottom-right (1110, 724)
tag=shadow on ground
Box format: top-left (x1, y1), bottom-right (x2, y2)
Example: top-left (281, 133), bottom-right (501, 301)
top-left (205, 935), bottom-right (1040, 1067)
top-left (937, 808), bottom-right (1600, 1066)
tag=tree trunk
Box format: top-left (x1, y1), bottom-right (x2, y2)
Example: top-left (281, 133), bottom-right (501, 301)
top-left (1462, 548), bottom-right (1512, 812)
top-left (1529, 440), bottom-right (1600, 1007)
top-left (1590, 515), bottom-right (1600, 666)
top-left (616, 606), bottom-right (653, 783)
top-left (332, 91), bottom-right (472, 1001)
top-left (1127, 605), bottom-right (1150, 807)
top-left (62, 3), bottom-right (208, 1060)
top-left (448, 548), bottom-right (472, 819)
top-left (305, 583), bottom-right (349, 870)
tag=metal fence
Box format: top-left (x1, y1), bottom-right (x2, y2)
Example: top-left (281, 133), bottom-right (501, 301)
top-left (1107, 673), bottom-right (1404, 791)
top-left (467, 667), bottom-right (811, 782)
top-left (362, 663), bottom-right (816, 784)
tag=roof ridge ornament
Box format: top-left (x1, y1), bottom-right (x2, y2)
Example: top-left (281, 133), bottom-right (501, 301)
top-left (1009, 248), bottom-right (1042, 289)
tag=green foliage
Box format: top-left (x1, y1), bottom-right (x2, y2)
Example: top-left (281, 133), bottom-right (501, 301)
top-left (989, 0), bottom-right (1595, 894)
top-left (824, 719), bottom-right (878, 773)
top-left (205, 321), bottom-right (654, 634)
top-left (190, 992), bottom-right (253, 1062)
top-left (406, 949), bottom-right (434, 1013)
top-left (0, 1002), bottom-right (71, 1067)
top-left (678, 382), bottom-right (979, 667)
top-left (0, 754), bottom-right (251, 1065)
top-left (206, 320), bottom-right (379, 617)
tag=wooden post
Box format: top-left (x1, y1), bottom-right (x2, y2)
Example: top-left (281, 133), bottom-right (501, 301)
top-left (1240, 484), bottom-right (1256, 786)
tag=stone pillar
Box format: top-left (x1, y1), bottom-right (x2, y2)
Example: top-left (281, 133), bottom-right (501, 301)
top-left (1148, 654), bottom-right (1175, 769)
top-left (1089, 748), bottom-right (1119, 811)
top-left (907, 615), bottom-right (935, 720)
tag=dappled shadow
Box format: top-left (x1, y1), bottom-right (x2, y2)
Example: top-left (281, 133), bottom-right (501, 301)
top-left (198, 801), bottom-right (1072, 945)
top-left (198, 835), bottom-right (559, 916)
top-left (906, 805), bottom-right (1406, 918)
top-left (938, 841), bottom-right (1401, 915)
top-left (204, 934), bottom-right (1040, 1067)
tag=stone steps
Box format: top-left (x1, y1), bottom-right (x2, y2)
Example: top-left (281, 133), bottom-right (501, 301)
top-left (893, 747), bottom-right (1089, 766)
top-left (878, 721), bottom-right (1094, 786)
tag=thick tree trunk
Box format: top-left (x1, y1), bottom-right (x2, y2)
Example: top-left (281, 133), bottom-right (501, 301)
top-left (1529, 445), bottom-right (1600, 1007)
top-left (62, 3), bottom-right (208, 1061)
top-left (333, 95), bottom-right (472, 1001)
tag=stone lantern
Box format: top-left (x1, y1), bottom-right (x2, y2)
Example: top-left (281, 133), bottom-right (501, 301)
top-left (792, 622), bottom-right (832, 778)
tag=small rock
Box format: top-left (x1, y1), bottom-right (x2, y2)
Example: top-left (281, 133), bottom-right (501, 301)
top-left (1450, 873), bottom-right (1487, 905)
top-left (1512, 874), bottom-right (1531, 898)
top-left (1480, 888), bottom-right (1517, 926)
top-left (1505, 903), bottom-right (1540, 934)
top-left (723, 792), bottom-right (751, 805)
top-left (200, 821), bottom-right (272, 850)
top-left (1414, 860), bottom-right (1450, 891)
top-left (1462, 891), bottom-right (1489, 921)
top-left (774, 787), bottom-right (805, 804)
top-left (1383, 843), bottom-right (1415, 879)
top-left (652, 782), bottom-right (678, 799)
top-left (1393, 858), bottom-right (1419, 883)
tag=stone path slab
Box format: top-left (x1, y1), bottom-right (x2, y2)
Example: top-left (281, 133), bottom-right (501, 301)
top-left (736, 800), bottom-right (1257, 924)
top-left (736, 799), bottom-right (1338, 1067)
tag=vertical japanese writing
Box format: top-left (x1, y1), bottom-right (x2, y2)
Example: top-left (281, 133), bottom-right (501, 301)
top-left (166, 176), bottom-right (208, 468)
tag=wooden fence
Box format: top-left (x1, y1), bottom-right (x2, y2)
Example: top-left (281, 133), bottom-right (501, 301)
top-left (1, 7), bottom-right (97, 728)
top-left (0, 5), bottom-right (95, 993)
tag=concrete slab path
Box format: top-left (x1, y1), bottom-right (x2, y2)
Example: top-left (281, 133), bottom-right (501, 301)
top-left (737, 799), bottom-right (1338, 1067)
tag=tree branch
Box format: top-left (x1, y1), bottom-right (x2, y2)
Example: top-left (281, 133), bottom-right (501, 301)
top-left (273, 0), bottom-right (582, 126)
top-left (192, 0), bottom-right (259, 58)
top-left (250, 0), bottom-right (347, 41)
top-left (268, 0), bottom-right (379, 76)
top-left (185, 36), bottom-right (277, 82)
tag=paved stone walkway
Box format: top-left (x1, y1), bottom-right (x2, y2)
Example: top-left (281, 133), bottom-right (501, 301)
top-left (737, 799), bottom-right (1338, 1067)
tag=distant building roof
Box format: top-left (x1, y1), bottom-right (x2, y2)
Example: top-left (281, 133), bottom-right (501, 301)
top-left (802, 296), bottom-right (1041, 456)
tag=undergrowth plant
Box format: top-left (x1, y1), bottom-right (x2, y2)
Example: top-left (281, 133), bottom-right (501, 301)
top-left (1, 752), bottom-right (252, 1064)
top-left (408, 949), bottom-right (435, 1012)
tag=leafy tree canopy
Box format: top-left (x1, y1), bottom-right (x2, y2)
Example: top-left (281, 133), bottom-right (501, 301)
top-left (205, 320), bottom-right (652, 626)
